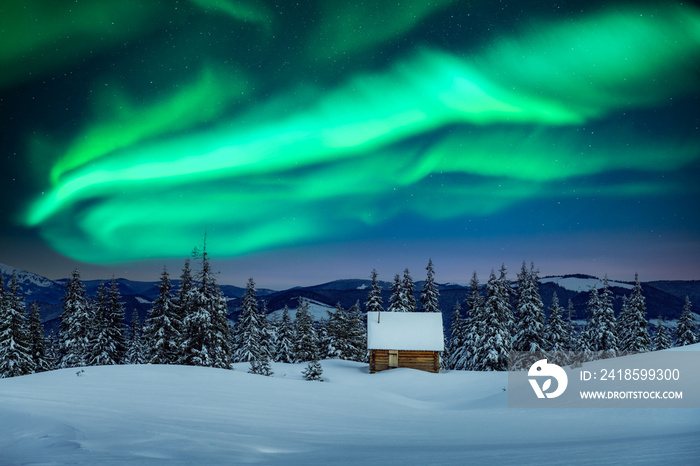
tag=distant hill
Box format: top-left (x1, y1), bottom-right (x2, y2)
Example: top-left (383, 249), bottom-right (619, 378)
top-left (2, 264), bottom-right (698, 334)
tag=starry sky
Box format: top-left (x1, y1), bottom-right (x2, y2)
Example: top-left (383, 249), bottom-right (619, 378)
top-left (1, 0), bottom-right (699, 289)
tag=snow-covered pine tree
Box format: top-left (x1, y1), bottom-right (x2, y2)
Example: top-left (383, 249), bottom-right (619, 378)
top-left (28, 302), bottom-right (52, 372)
top-left (274, 306), bottom-right (295, 363)
top-left (623, 273), bottom-right (650, 353)
top-left (59, 269), bottom-right (91, 368)
top-left (0, 273), bottom-right (35, 377)
top-left (45, 330), bottom-right (60, 369)
top-left (233, 278), bottom-right (263, 363)
top-left (675, 296), bottom-right (697, 347)
top-left (182, 243), bottom-right (232, 368)
top-left (512, 262), bottom-right (546, 354)
top-left (365, 269), bottom-right (383, 313)
top-left (447, 301), bottom-right (465, 370)
top-left (616, 295), bottom-right (631, 349)
top-left (258, 300), bottom-right (275, 362)
top-left (581, 287), bottom-right (599, 352)
top-left (87, 283), bottom-right (117, 366)
top-left (175, 259), bottom-right (195, 362)
top-left (325, 303), bottom-right (349, 359)
top-left (546, 292), bottom-right (568, 352)
top-left (317, 319), bottom-right (331, 360)
top-left (126, 309), bottom-right (145, 364)
top-left (388, 274), bottom-right (402, 312)
top-left (473, 268), bottom-right (511, 371)
top-left (420, 259), bottom-right (440, 312)
top-left (293, 298), bottom-right (319, 362)
top-left (105, 278), bottom-right (127, 363)
top-left (249, 297), bottom-right (274, 377)
top-left (180, 251), bottom-right (215, 367)
top-left (302, 358), bottom-right (324, 381)
top-left (347, 300), bottom-right (367, 362)
top-left (587, 277), bottom-right (618, 358)
top-left (248, 355), bottom-right (274, 376)
top-left (145, 267), bottom-right (180, 364)
top-left (565, 299), bottom-right (580, 349)
top-left (497, 264), bottom-right (515, 335)
top-left (401, 268), bottom-right (416, 312)
top-left (653, 315), bottom-right (672, 351)
top-left (462, 272), bottom-right (484, 371)
top-left (202, 263), bottom-right (231, 369)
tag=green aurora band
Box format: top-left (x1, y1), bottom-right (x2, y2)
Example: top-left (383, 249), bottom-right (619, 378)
top-left (22, 3), bottom-right (700, 263)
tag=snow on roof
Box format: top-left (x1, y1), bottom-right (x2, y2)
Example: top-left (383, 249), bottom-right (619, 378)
top-left (367, 311), bottom-right (444, 351)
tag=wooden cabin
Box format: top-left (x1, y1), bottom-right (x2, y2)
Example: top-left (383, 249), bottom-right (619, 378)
top-left (366, 311), bottom-right (444, 374)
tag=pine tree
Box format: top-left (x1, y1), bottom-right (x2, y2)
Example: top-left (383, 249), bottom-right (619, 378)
top-left (512, 262), bottom-right (546, 353)
top-left (105, 278), bottom-right (127, 363)
top-left (233, 278), bottom-right (263, 363)
top-left (59, 269), bottom-right (91, 368)
top-left (248, 297), bottom-right (274, 377)
top-left (448, 301), bottom-right (465, 370)
top-left (675, 296), bottom-right (697, 347)
top-left (473, 268), bottom-right (511, 371)
top-left (175, 259), bottom-right (195, 362)
top-left (325, 303), bottom-right (349, 359)
top-left (0, 273), bottom-right (35, 377)
top-left (145, 267), bottom-right (180, 364)
top-left (365, 269), bottom-right (383, 313)
top-left (302, 358), bottom-right (323, 381)
top-left (546, 292), bottom-right (568, 352)
top-left (28, 302), bottom-right (52, 372)
top-left (180, 251), bottom-right (215, 367)
top-left (623, 273), bottom-right (650, 353)
top-left (347, 300), bottom-right (367, 362)
top-left (616, 295), bottom-right (631, 350)
top-left (566, 299), bottom-right (579, 351)
top-left (587, 277), bottom-right (618, 358)
top-left (497, 264), bottom-right (515, 334)
top-left (126, 310), bottom-right (146, 364)
top-left (317, 319), bottom-right (331, 360)
top-left (420, 259), bottom-right (440, 312)
top-left (258, 300), bottom-right (275, 361)
top-left (653, 315), bottom-right (672, 351)
top-left (462, 272), bottom-right (484, 370)
top-left (181, 243), bottom-right (231, 368)
top-left (274, 306), bottom-right (295, 363)
top-left (293, 298), bottom-right (319, 362)
top-left (208, 283), bottom-right (232, 369)
top-left (45, 330), bottom-right (60, 369)
top-left (387, 274), bottom-right (402, 312)
top-left (582, 287), bottom-right (599, 352)
top-left (86, 283), bottom-right (115, 366)
top-left (401, 268), bottom-right (416, 312)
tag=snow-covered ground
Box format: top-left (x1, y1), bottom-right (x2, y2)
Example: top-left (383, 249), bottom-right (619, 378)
top-left (1, 347), bottom-right (699, 465)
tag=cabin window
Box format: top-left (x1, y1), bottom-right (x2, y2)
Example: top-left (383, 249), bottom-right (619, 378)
top-left (389, 350), bottom-right (399, 368)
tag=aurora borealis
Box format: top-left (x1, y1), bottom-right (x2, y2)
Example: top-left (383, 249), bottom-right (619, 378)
top-left (1, 1), bottom-right (700, 287)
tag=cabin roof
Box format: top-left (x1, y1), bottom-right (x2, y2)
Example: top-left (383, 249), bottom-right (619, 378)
top-left (366, 311), bottom-right (444, 351)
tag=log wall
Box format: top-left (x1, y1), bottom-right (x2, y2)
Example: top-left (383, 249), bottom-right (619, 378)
top-left (369, 350), bottom-right (440, 373)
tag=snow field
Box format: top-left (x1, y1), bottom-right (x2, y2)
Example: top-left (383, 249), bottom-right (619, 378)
top-left (1, 349), bottom-right (699, 465)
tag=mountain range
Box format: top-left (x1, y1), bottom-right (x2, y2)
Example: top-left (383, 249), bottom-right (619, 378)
top-left (1, 263), bottom-right (698, 334)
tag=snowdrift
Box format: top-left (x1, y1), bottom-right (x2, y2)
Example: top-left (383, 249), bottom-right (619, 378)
top-left (1, 348), bottom-right (699, 465)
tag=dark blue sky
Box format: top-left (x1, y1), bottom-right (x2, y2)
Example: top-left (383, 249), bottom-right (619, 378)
top-left (1, 0), bottom-right (699, 288)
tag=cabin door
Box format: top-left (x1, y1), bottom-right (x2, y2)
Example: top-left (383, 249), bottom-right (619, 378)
top-left (389, 350), bottom-right (399, 368)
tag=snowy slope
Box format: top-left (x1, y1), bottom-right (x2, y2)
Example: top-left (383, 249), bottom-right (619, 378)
top-left (1, 348), bottom-right (699, 465)
top-left (267, 299), bottom-right (336, 322)
top-left (540, 276), bottom-right (634, 292)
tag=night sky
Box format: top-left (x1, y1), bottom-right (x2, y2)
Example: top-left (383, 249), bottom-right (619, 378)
top-left (1, 0), bottom-right (700, 289)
